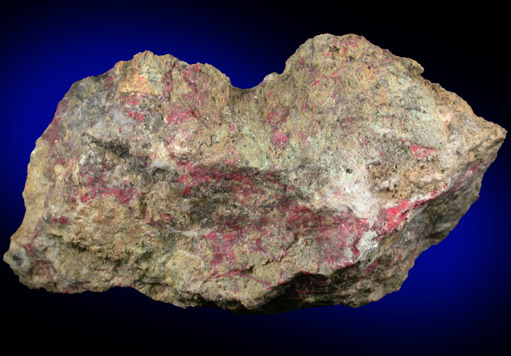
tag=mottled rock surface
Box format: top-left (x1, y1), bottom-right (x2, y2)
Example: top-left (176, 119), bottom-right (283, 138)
top-left (4, 34), bottom-right (506, 313)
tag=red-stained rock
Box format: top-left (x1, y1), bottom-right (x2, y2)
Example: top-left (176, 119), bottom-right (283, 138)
top-left (3, 34), bottom-right (506, 313)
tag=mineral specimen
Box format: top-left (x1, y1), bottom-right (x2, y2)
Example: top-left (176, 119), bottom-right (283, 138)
top-left (4, 34), bottom-right (506, 314)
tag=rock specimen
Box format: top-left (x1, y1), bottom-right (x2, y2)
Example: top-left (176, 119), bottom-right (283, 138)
top-left (4, 34), bottom-right (506, 314)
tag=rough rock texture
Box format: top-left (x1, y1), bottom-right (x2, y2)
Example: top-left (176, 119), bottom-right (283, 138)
top-left (4, 34), bottom-right (506, 314)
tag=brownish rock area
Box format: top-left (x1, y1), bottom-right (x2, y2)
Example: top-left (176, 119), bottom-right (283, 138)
top-left (4, 34), bottom-right (506, 313)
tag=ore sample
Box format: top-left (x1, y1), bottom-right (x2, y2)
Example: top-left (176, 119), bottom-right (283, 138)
top-left (4, 34), bottom-right (506, 314)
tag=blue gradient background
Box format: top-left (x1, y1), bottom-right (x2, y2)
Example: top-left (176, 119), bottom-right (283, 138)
top-left (1, 2), bottom-right (509, 354)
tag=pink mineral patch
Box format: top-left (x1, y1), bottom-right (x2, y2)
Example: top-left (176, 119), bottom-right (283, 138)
top-left (104, 187), bottom-right (136, 205)
top-left (408, 143), bottom-right (435, 159)
top-left (128, 111), bottom-right (144, 122)
top-left (273, 130), bottom-right (288, 147)
top-left (51, 216), bottom-right (68, 224)
top-left (165, 109), bottom-right (197, 125)
top-left (378, 199), bottom-right (412, 234)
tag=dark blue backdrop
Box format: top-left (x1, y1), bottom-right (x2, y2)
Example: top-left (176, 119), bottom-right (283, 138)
top-left (1, 2), bottom-right (509, 354)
